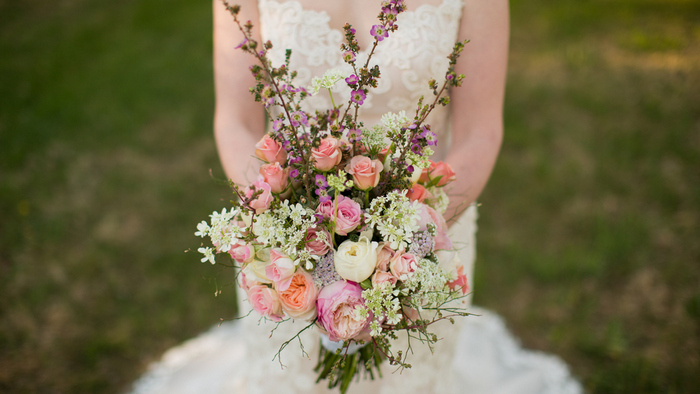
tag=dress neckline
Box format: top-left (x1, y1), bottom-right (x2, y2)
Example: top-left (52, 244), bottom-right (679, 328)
top-left (259, 0), bottom-right (461, 51)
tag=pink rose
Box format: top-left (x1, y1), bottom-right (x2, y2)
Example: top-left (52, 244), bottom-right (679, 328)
top-left (316, 195), bottom-right (362, 236)
top-left (389, 251), bottom-right (419, 280)
top-left (259, 163), bottom-right (290, 194)
top-left (345, 155), bottom-right (383, 190)
top-left (316, 280), bottom-right (371, 342)
top-left (420, 161), bottom-right (456, 187)
top-left (228, 241), bottom-right (255, 264)
top-left (316, 199), bottom-right (334, 219)
top-left (402, 305), bottom-right (420, 322)
top-left (305, 226), bottom-right (332, 256)
top-left (416, 204), bottom-right (452, 251)
top-left (238, 271), bottom-right (260, 292)
top-left (247, 285), bottom-right (284, 321)
top-left (406, 184), bottom-right (433, 203)
top-left (448, 265), bottom-right (470, 295)
top-left (265, 249), bottom-right (296, 291)
top-left (375, 242), bottom-right (395, 272)
top-left (279, 270), bottom-right (318, 320)
top-left (426, 206), bottom-right (452, 251)
top-left (333, 195), bottom-right (363, 236)
top-left (245, 178), bottom-right (273, 214)
top-left (372, 271), bottom-right (398, 287)
top-left (255, 135), bottom-right (287, 165)
top-left (311, 137), bottom-right (342, 171)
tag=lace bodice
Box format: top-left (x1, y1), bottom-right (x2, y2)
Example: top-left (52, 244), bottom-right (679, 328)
top-left (259, 0), bottom-right (463, 161)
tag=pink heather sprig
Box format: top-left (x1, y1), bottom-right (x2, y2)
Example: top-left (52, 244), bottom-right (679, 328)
top-left (338, 1), bottom-right (407, 137)
top-left (222, 1), bottom-right (317, 201)
top-left (375, 39), bottom-right (470, 196)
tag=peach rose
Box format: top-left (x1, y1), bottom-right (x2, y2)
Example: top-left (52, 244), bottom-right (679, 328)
top-left (345, 155), bottom-right (383, 190)
top-left (448, 265), bottom-right (470, 295)
top-left (265, 249), bottom-right (296, 291)
top-left (316, 280), bottom-right (371, 342)
top-left (389, 251), bottom-right (419, 281)
top-left (259, 162), bottom-right (290, 193)
top-left (431, 161), bottom-right (456, 186)
top-left (255, 135), bottom-right (287, 165)
top-left (247, 285), bottom-right (284, 321)
top-left (420, 161), bottom-right (456, 187)
top-left (245, 178), bottom-right (273, 214)
top-left (279, 270), bottom-right (318, 320)
top-left (406, 184), bottom-right (432, 203)
top-left (311, 137), bottom-right (342, 171)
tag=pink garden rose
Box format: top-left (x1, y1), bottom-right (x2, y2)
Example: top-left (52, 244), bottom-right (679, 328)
top-left (228, 241), bottom-right (255, 264)
top-left (346, 155), bottom-right (384, 190)
top-left (238, 271), bottom-right (260, 292)
top-left (416, 203), bottom-right (453, 251)
top-left (259, 162), bottom-right (290, 193)
top-left (311, 137), bottom-right (342, 171)
top-left (372, 271), bottom-right (398, 287)
top-left (279, 270), bottom-right (318, 320)
top-left (419, 160), bottom-right (456, 187)
top-left (448, 265), bottom-right (470, 295)
top-left (305, 226), bottom-right (332, 256)
top-left (375, 242), bottom-right (395, 272)
top-left (389, 251), bottom-right (419, 280)
top-left (255, 135), bottom-right (287, 165)
top-left (247, 285), bottom-right (284, 321)
top-left (265, 249), bottom-right (296, 291)
top-left (406, 184), bottom-right (432, 203)
top-left (316, 280), bottom-right (371, 342)
top-left (316, 195), bottom-right (362, 236)
top-left (245, 178), bottom-right (273, 214)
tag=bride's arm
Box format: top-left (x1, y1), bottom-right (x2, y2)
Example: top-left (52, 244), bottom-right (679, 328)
top-left (213, 0), bottom-right (266, 185)
top-left (444, 0), bottom-right (509, 223)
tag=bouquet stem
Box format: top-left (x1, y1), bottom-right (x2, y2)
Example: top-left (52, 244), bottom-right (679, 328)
top-left (314, 341), bottom-right (383, 394)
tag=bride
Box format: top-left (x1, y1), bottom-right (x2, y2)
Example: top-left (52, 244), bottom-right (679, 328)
top-left (130, 0), bottom-right (583, 393)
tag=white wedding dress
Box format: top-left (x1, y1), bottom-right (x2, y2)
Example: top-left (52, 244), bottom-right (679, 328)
top-left (129, 1), bottom-right (584, 393)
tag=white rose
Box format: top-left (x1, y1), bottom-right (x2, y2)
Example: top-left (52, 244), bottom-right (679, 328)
top-left (242, 258), bottom-right (272, 284)
top-left (334, 235), bottom-right (379, 283)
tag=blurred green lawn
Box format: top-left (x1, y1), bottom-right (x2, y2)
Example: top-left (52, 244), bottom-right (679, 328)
top-left (1, 0), bottom-right (698, 392)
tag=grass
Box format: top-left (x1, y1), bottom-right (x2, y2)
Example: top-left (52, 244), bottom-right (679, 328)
top-left (1, 0), bottom-right (699, 392)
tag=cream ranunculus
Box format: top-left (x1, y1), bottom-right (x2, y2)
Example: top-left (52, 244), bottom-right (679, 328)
top-left (334, 235), bottom-right (379, 283)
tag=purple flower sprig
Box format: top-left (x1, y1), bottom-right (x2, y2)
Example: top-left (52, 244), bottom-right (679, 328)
top-left (224, 1), bottom-right (319, 202)
top-left (337, 1), bottom-right (407, 135)
top-left (375, 39), bottom-right (471, 196)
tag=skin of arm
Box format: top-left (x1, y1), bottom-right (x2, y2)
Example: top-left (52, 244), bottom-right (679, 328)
top-left (214, 0), bottom-right (266, 186)
top-left (442, 0), bottom-right (509, 224)
top-left (213, 0), bottom-right (509, 223)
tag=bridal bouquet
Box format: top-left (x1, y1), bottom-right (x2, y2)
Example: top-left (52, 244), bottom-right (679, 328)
top-left (196, 1), bottom-right (471, 392)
